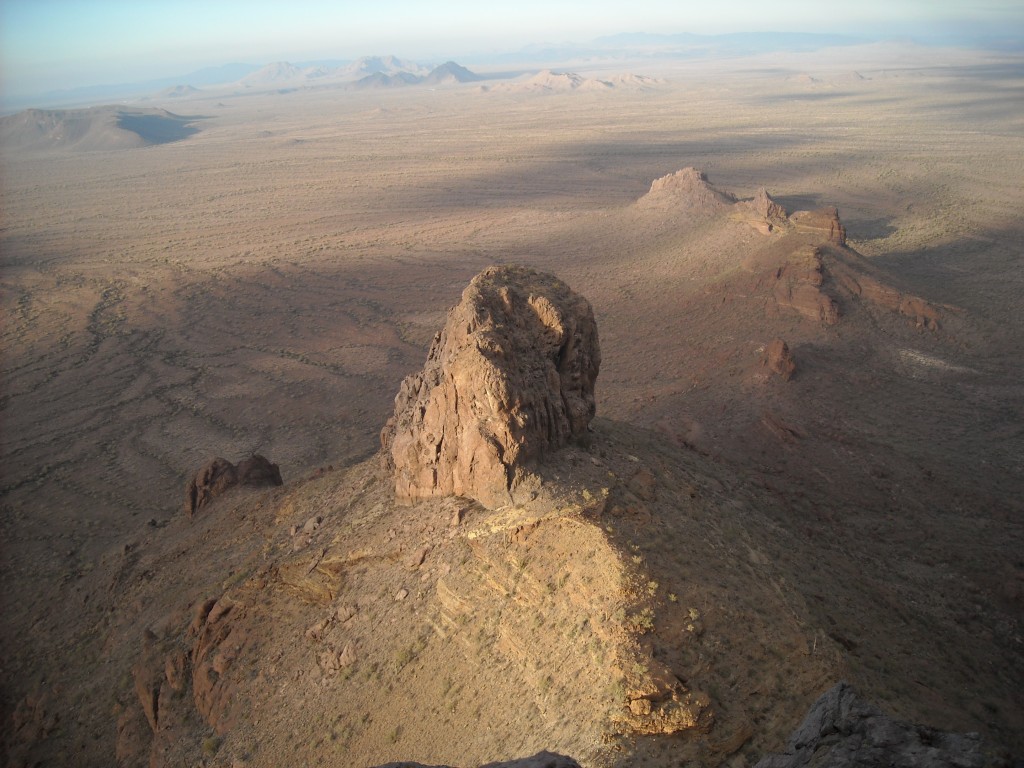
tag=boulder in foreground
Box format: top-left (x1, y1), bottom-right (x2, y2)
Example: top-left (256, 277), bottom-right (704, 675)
top-left (754, 682), bottom-right (1012, 768)
top-left (374, 752), bottom-right (581, 768)
top-left (381, 265), bottom-right (600, 508)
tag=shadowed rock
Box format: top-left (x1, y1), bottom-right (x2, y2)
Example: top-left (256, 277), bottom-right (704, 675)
top-left (763, 338), bottom-right (796, 380)
top-left (381, 265), bottom-right (600, 508)
top-left (185, 455), bottom-right (282, 518)
top-left (374, 753), bottom-right (581, 768)
top-left (754, 682), bottom-right (1012, 768)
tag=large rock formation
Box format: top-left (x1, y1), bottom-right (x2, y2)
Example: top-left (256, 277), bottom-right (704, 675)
top-left (636, 167), bottom-right (737, 212)
top-left (381, 265), bottom-right (600, 508)
top-left (184, 454), bottom-right (282, 517)
top-left (754, 683), bottom-right (1012, 768)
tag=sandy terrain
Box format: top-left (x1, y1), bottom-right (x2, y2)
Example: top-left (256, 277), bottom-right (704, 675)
top-left (1, 47), bottom-right (1022, 766)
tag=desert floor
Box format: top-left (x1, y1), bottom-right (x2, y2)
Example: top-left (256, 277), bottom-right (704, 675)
top-left (1, 46), bottom-right (1022, 766)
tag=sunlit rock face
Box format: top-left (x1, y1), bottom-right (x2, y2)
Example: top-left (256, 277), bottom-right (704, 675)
top-left (381, 265), bottom-right (600, 508)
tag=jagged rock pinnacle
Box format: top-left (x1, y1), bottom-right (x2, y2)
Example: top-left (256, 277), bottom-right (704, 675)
top-left (381, 265), bottom-right (600, 508)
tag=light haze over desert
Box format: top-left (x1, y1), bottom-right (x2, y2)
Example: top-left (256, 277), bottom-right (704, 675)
top-left (1, 2), bottom-right (1022, 767)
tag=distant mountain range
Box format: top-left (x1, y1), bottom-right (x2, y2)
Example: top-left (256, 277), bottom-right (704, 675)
top-left (237, 57), bottom-right (481, 90)
top-left (5, 27), bottom-right (1020, 112)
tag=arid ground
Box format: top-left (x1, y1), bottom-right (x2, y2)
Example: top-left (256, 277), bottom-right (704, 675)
top-left (1, 46), bottom-right (1022, 766)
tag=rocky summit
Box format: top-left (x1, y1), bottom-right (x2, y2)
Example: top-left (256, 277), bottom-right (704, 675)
top-left (381, 265), bottom-right (600, 509)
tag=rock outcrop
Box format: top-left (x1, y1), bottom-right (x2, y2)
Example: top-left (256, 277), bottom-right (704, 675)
top-left (791, 207), bottom-right (847, 246)
top-left (381, 265), bottom-right (600, 509)
top-left (830, 264), bottom-right (942, 331)
top-left (636, 167), bottom-right (737, 213)
top-left (184, 454), bottom-right (282, 517)
top-left (762, 338), bottom-right (796, 380)
top-left (771, 246), bottom-right (840, 325)
top-left (754, 683), bottom-right (1012, 768)
top-left (752, 188), bottom-right (788, 223)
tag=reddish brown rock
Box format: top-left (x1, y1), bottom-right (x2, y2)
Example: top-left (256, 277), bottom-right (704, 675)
top-left (636, 167), bottom-right (737, 213)
top-left (833, 268), bottom-right (941, 330)
top-left (131, 632), bottom-right (163, 732)
top-left (381, 265), bottom-right (600, 509)
top-left (191, 596), bottom-right (248, 734)
top-left (790, 206), bottom-right (847, 245)
top-left (752, 187), bottom-right (788, 223)
top-left (184, 454), bottom-right (282, 517)
top-left (771, 247), bottom-right (839, 325)
top-left (763, 339), bottom-right (796, 380)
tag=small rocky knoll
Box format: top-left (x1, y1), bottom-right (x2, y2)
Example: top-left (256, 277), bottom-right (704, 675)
top-left (636, 167), bottom-right (738, 213)
top-left (184, 454), bottom-right (282, 517)
top-left (381, 265), bottom-right (600, 509)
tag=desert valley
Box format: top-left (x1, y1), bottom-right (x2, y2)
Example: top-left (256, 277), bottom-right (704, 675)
top-left (1, 44), bottom-right (1023, 767)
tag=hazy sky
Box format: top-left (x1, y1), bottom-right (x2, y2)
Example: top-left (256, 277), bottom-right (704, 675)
top-left (2, 0), bottom-right (1021, 97)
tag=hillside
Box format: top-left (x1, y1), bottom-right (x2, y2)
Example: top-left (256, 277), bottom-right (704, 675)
top-left (0, 106), bottom-right (200, 152)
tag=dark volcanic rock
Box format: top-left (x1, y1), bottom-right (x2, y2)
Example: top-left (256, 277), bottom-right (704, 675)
top-left (185, 455), bottom-right (282, 517)
top-left (754, 682), bottom-right (1013, 768)
top-left (381, 265), bottom-right (600, 509)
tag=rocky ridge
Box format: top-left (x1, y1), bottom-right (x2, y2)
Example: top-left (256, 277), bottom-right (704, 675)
top-left (641, 168), bottom-right (949, 333)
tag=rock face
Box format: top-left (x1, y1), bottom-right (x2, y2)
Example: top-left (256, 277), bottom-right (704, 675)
top-left (754, 683), bottom-right (1011, 768)
top-left (763, 338), bottom-right (796, 380)
top-left (184, 454), bottom-right (282, 517)
top-left (771, 246), bottom-right (840, 325)
top-left (381, 265), bottom-right (600, 509)
top-left (791, 207), bottom-right (847, 246)
top-left (752, 187), bottom-right (788, 222)
top-left (636, 167), bottom-right (737, 212)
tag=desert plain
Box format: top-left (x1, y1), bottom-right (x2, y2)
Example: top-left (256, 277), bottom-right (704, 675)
top-left (1, 45), bottom-right (1023, 767)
